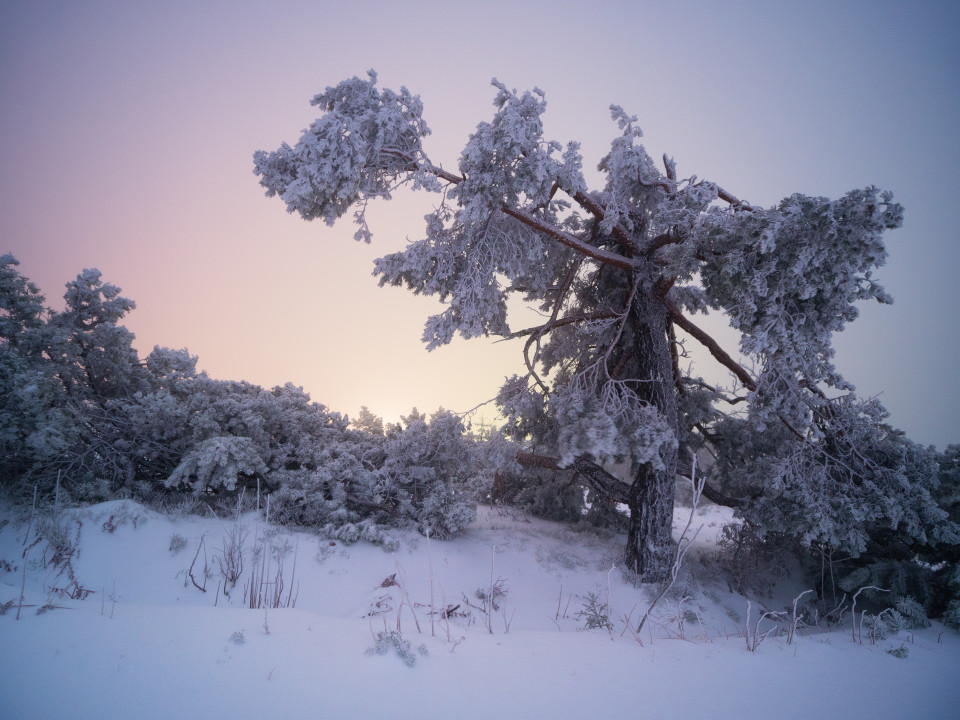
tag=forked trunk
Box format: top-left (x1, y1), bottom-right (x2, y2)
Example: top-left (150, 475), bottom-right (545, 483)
top-left (624, 265), bottom-right (678, 582)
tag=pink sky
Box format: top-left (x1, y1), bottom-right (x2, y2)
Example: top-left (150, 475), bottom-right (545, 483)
top-left (2, 0), bottom-right (958, 447)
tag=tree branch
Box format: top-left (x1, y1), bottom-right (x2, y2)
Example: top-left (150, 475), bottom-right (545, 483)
top-left (498, 205), bottom-right (633, 270)
top-left (686, 476), bottom-right (747, 508)
top-left (416, 160), bottom-right (635, 271)
top-left (667, 322), bottom-right (684, 393)
top-left (680, 377), bottom-right (748, 405)
top-left (568, 190), bottom-right (640, 254)
top-left (663, 298), bottom-right (757, 392)
top-left (517, 450), bottom-right (747, 509)
top-left (519, 260), bottom-right (584, 393)
top-left (506, 311), bottom-right (619, 340)
top-left (712, 183), bottom-right (759, 212)
top-left (523, 333), bottom-right (550, 394)
top-left (515, 452), bottom-right (630, 505)
top-left (647, 232), bottom-right (684, 254)
top-left (663, 154), bottom-right (676, 182)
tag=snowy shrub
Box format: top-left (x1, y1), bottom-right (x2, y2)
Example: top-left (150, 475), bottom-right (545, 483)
top-left (330, 522), bottom-right (361, 545)
top-left (865, 610), bottom-right (899, 641)
top-left (0, 259), bottom-right (473, 547)
top-left (166, 436), bottom-right (268, 493)
top-left (472, 577), bottom-right (509, 616)
top-left (576, 591), bottom-right (613, 631)
top-left (893, 595), bottom-right (931, 629)
top-left (717, 398), bottom-right (959, 559)
top-left (715, 522), bottom-right (790, 597)
top-left (415, 491), bottom-right (476, 539)
top-left (269, 464), bottom-right (365, 529)
top-left (366, 630), bottom-right (426, 667)
top-left (838, 567), bottom-right (872, 594)
top-left (265, 408), bottom-right (482, 539)
top-left (361, 408), bottom-right (479, 538)
top-left (830, 553), bottom-right (958, 623)
top-left (168, 533), bottom-right (187, 554)
top-left (36, 514), bottom-right (90, 600)
top-left (215, 521), bottom-right (248, 590)
top-left (319, 521), bottom-right (399, 551)
top-left (886, 644), bottom-right (909, 659)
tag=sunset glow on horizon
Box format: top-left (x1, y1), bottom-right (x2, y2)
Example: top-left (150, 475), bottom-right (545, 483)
top-left (2, 1), bottom-right (958, 447)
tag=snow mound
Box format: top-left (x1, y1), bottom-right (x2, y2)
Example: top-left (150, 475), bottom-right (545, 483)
top-left (1, 501), bottom-right (957, 719)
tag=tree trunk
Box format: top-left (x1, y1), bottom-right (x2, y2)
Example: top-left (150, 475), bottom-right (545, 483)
top-left (624, 264), bottom-right (679, 582)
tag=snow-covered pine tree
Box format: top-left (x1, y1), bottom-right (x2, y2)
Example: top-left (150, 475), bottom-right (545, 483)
top-left (0, 254), bottom-right (49, 489)
top-left (354, 406), bottom-right (385, 436)
top-left (0, 262), bottom-right (150, 497)
top-left (254, 72), bottom-right (954, 581)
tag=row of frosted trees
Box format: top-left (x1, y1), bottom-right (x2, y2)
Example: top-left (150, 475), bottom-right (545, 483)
top-left (0, 255), bottom-right (481, 538)
top-left (2, 255), bottom-right (958, 623)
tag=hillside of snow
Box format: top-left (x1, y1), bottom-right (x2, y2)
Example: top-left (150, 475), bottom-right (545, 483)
top-left (1, 499), bottom-right (957, 719)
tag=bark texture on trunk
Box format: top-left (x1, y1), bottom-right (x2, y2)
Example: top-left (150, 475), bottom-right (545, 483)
top-left (624, 264), bottom-right (679, 582)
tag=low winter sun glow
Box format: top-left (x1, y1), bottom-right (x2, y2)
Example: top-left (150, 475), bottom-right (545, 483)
top-left (2, 0), bottom-right (957, 447)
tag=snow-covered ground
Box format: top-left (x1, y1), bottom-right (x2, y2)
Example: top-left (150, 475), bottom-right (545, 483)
top-left (1, 499), bottom-right (957, 719)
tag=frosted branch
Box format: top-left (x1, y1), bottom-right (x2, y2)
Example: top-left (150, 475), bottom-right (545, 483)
top-left (664, 298), bottom-right (756, 391)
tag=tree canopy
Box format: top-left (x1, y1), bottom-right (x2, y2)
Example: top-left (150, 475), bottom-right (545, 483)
top-left (254, 72), bottom-right (956, 581)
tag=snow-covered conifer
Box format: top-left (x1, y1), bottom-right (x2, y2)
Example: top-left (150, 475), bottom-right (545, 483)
top-left (255, 73), bottom-right (956, 581)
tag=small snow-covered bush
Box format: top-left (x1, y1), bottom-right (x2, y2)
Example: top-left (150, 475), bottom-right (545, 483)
top-left (894, 595), bottom-right (931, 629)
top-left (318, 520), bottom-right (398, 552)
top-left (416, 492), bottom-right (476, 539)
top-left (266, 409), bottom-right (480, 540)
top-left (887, 644), bottom-right (909, 659)
top-left (576, 591), bottom-right (613, 631)
top-left (168, 533), bottom-right (187, 554)
top-left (366, 630), bottom-right (427, 667)
top-left (166, 436), bottom-right (267, 494)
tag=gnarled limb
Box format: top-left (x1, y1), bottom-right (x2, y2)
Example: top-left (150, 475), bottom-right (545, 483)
top-left (516, 452), bottom-right (630, 505)
top-left (498, 205), bottom-right (633, 270)
top-left (695, 480), bottom-right (747, 508)
top-left (507, 311), bottom-right (619, 340)
top-left (664, 298), bottom-right (757, 392)
top-left (519, 449), bottom-right (747, 509)
top-left (568, 189), bottom-right (641, 254)
top-left (712, 183), bottom-right (759, 211)
top-left (403, 157), bottom-right (638, 271)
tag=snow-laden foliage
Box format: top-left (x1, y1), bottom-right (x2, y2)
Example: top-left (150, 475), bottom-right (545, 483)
top-left (0, 254), bottom-right (45, 346)
top-left (711, 397), bottom-right (956, 556)
top-left (0, 261), bottom-right (150, 498)
top-left (353, 405), bottom-right (385, 436)
top-left (697, 189), bottom-right (901, 402)
top-left (368, 408), bottom-right (477, 538)
top-left (254, 72), bottom-right (958, 582)
top-left (0, 260), bottom-right (480, 540)
top-left (267, 408), bottom-right (480, 540)
top-left (165, 436), bottom-right (267, 493)
top-left (253, 70), bottom-right (438, 242)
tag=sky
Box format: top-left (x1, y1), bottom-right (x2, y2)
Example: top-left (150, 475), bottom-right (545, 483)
top-left (1, 0), bottom-right (958, 448)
